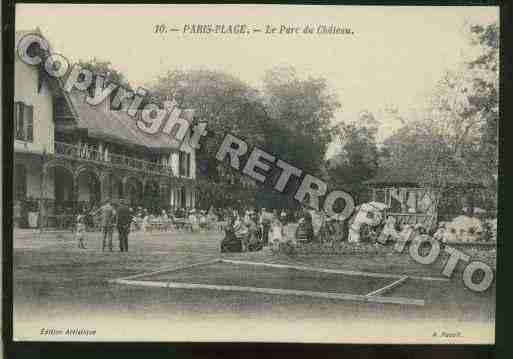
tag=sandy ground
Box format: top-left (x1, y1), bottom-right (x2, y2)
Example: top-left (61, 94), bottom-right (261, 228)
top-left (12, 226), bottom-right (495, 343)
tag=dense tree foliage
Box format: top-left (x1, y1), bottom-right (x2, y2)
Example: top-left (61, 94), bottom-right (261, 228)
top-left (261, 66), bottom-right (340, 175)
top-left (150, 67), bottom-right (340, 209)
top-left (75, 21), bottom-right (498, 214)
top-left (327, 111), bottom-right (379, 201)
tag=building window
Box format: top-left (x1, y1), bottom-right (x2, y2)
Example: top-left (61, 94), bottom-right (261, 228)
top-left (14, 102), bottom-right (34, 142)
top-left (179, 151), bottom-right (190, 177)
top-left (178, 151), bottom-right (191, 177)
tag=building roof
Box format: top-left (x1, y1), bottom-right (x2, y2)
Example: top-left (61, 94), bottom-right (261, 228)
top-left (366, 163), bottom-right (490, 188)
top-left (68, 91), bottom-right (183, 151)
top-left (16, 30), bottom-right (187, 152)
top-left (365, 166), bottom-right (420, 187)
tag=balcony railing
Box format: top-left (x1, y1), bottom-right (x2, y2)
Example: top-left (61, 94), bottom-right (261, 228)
top-left (54, 141), bottom-right (176, 177)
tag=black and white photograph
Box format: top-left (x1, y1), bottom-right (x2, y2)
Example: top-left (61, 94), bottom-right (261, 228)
top-left (9, 4), bottom-right (498, 343)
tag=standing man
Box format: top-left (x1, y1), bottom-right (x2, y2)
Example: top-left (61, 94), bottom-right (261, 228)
top-left (117, 198), bottom-right (132, 252)
top-left (93, 198), bottom-right (115, 251)
top-left (259, 207), bottom-right (272, 246)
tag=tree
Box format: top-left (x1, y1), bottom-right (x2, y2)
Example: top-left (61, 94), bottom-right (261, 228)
top-left (378, 21), bottom-right (499, 213)
top-left (78, 58), bottom-right (131, 90)
top-left (327, 111), bottom-right (380, 201)
top-left (252, 66), bottom-right (342, 209)
top-left (150, 66), bottom-right (341, 210)
top-left (151, 68), bottom-right (269, 176)
top-left (262, 66), bottom-right (340, 176)
top-left (150, 69), bottom-right (269, 208)
top-left (418, 21), bottom-right (498, 189)
top-left (466, 22), bottom-right (499, 181)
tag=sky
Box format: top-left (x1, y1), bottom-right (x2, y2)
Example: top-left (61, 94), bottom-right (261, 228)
top-left (16, 4), bottom-right (498, 156)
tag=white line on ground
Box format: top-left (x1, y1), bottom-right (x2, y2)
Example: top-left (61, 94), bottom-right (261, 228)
top-left (365, 276), bottom-right (409, 297)
top-left (220, 259), bottom-right (448, 281)
top-left (112, 278), bottom-right (425, 306)
top-left (111, 258), bottom-right (221, 281)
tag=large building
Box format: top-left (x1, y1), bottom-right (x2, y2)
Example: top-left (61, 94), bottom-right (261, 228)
top-left (14, 30), bottom-right (197, 228)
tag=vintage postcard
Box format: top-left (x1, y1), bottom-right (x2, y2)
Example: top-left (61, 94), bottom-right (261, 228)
top-left (11, 4), bottom-right (498, 343)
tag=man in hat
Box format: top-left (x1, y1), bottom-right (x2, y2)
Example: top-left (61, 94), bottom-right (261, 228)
top-left (117, 198), bottom-right (132, 252)
top-left (259, 208), bottom-right (272, 246)
top-left (92, 198), bottom-right (115, 251)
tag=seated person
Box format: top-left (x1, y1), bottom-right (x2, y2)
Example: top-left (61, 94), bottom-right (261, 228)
top-left (296, 217), bottom-right (313, 243)
top-left (234, 215), bottom-right (249, 251)
top-left (246, 213), bottom-right (263, 251)
top-left (377, 216), bottom-right (400, 244)
top-left (295, 218), bottom-right (309, 242)
top-left (220, 217), bottom-right (242, 253)
top-left (433, 222), bottom-right (447, 242)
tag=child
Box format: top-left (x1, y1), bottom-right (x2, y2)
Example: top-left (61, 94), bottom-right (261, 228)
top-left (199, 210), bottom-right (208, 231)
top-left (75, 214), bottom-right (87, 249)
top-left (189, 209), bottom-right (199, 232)
top-left (142, 211), bottom-right (150, 233)
top-left (270, 216), bottom-right (285, 252)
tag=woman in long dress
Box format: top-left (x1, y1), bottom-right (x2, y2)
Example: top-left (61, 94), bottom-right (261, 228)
top-left (270, 215), bottom-right (285, 252)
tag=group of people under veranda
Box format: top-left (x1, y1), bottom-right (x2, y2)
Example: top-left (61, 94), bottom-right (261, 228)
top-left (130, 207), bottom-right (217, 232)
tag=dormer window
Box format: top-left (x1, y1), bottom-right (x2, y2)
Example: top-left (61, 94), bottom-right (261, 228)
top-left (14, 101), bottom-right (34, 142)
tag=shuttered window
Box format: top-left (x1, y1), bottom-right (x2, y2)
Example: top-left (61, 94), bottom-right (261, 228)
top-left (25, 105), bottom-right (34, 142)
top-left (14, 102), bottom-right (24, 140)
top-left (14, 102), bottom-right (34, 142)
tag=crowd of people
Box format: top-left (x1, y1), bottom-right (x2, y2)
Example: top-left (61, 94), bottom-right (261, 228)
top-left (73, 200), bottom-right (328, 253)
top-left (72, 197), bottom-right (496, 253)
top-left (220, 206), bottom-right (325, 253)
